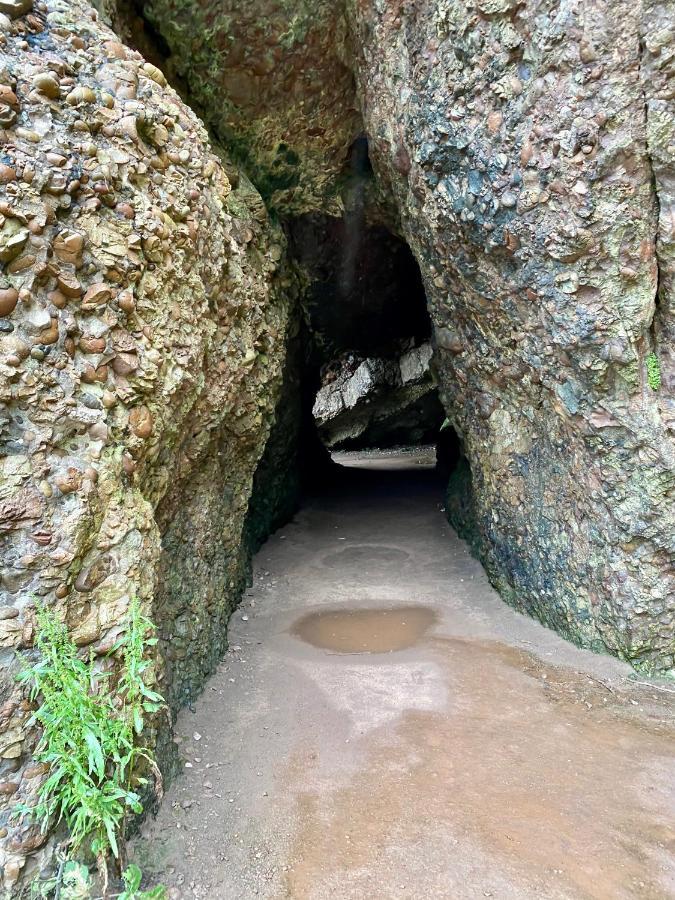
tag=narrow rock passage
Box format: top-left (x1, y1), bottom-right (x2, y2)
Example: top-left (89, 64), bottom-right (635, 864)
top-left (133, 450), bottom-right (675, 900)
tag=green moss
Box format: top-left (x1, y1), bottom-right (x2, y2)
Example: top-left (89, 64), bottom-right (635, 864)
top-left (646, 352), bottom-right (661, 391)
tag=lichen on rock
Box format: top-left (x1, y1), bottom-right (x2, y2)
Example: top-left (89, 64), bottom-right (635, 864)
top-left (123, 0), bottom-right (362, 216)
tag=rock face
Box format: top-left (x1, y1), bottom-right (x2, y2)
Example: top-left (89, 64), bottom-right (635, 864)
top-left (346, 0), bottom-right (674, 671)
top-left (642, 0), bottom-right (675, 402)
top-left (132, 0), bottom-right (674, 673)
top-left (0, 0), bottom-right (292, 889)
top-left (132, 0), bottom-right (361, 215)
top-left (313, 343), bottom-right (444, 448)
top-left (141, 0), bottom-right (673, 669)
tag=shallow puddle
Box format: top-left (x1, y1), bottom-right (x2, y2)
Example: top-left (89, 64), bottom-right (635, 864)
top-left (321, 545), bottom-right (410, 570)
top-left (291, 605), bottom-right (437, 654)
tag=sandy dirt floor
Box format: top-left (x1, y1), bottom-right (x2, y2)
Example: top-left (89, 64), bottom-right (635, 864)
top-left (132, 449), bottom-right (675, 900)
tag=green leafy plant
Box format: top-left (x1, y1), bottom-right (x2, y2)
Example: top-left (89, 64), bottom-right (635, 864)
top-left (646, 352), bottom-right (661, 390)
top-left (29, 860), bottom-right (166, 900)
top-left (118, 864), bottom-right (166, 900)
top-left (17, 598), bottom-right (164, 886)
top-left (60, 860), bottom-right (93, 899)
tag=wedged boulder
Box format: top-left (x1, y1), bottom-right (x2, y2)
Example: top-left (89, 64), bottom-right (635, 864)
top-left (346, 0), bottom-right (675, 670)
top-left (313, 342), bottom-right (443, 448)
top-left (0, 0), bottom-right (292, 889)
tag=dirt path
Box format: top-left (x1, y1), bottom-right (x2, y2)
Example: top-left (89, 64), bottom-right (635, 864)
top-left (132, 450), bottom-right (675, 900)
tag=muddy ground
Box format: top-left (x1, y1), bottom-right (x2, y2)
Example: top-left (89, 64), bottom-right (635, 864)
top-left (132, 449), bottom-right (675, 899)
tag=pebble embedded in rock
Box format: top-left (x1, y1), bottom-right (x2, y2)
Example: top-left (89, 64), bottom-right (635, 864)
top-left (0, 0), bottom-right (31, 15)
top-left (82, 283), bottom-right (112, 307)
top-left (31, 71), bottom-right (60, 98)
top-left (0, 287), bottom-right (18, 316)
top-left (129, 405), bottom-right (153, 438)
top-left (0, 164), bottom-right (16, 184)
top-left (56, 272), bottom-right (82, 298)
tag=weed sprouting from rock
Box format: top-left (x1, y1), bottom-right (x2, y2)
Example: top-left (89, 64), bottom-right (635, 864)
top-left (646, 352), bottom-right (661, 391)
top-left (17, 599), bottom-right (164, 892)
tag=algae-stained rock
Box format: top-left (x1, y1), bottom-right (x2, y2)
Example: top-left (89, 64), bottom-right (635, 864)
top-left (0, 0), bottom-right (291, 889)
top-left (346, 0), bottom-right (675, 671)
top-left (133, 0), bottom-right (361, 215)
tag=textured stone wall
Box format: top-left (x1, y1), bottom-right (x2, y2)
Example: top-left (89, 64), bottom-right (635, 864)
top-left (133, 0), bottom-right (362, 215)
top-left (122, 0), bottom-right (674, 673)
top-left (345, 0), bottom-right (674, 671)
top-left (642, 0), bottom-right (675, 398)
top-left (0, 1), bottom-right (293, 890)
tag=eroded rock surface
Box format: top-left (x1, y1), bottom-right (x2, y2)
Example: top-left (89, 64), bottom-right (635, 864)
top-left (313, 343), bottom-right (443, 449)
top-left (642, 0), bottom-right (675, 399)
top-left (129, 0), bottom-right (361, 215)
top-left (346, 0), bottom-right (675, 671)
top-left (0, 0), bottom-right (292, 889)
top-left (135, 0), bottom-right (674, 674)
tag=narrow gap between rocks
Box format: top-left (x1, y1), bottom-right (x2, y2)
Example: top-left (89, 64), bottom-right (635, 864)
top-left (279, 135), bottom-right (463, 500)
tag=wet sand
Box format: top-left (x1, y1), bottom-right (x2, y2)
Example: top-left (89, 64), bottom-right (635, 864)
top-left (132, 449), bottom-right (675, 900)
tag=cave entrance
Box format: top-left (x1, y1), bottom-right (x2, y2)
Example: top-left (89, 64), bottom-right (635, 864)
top-left (246, 140), bottom-right (471, 618)
top-left (286, 203), bottom-right (461, 486)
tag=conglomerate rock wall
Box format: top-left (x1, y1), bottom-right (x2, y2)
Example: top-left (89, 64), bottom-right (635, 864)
top-left (642, 0), bottom-right (675, 402)
top-left (345, 0), bottom-right (675, 671)
top-left (0, 0), bottom-right (293, 889)
top-left (129, 0), bottom-right (362, 216)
